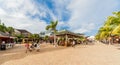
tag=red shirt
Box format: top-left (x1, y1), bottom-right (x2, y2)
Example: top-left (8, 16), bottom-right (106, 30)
top-left (25, 43), bottom-right (29, 49)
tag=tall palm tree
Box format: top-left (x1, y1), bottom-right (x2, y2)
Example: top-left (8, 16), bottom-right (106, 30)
top-left (46, 20), bottom-right (58, 46)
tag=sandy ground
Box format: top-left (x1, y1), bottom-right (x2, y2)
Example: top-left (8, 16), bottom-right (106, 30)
top-left (1, 42), bottom-right (120, 65)
top-left (0, 43), bottom-right (65, 65)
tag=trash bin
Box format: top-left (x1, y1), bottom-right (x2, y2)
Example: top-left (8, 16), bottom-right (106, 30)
top-left (1, 44), bottom-right (6, 50)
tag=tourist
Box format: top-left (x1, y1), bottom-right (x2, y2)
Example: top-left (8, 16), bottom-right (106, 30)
top-left (25, 43), bottom-right (30, 53)
top-left (30, 43), bottom-right (35, 51)
top-left (34, 42), bottom-right (37, 48)
top-left (72, 40), bottom-right (75, 48)
top-left (1, 41), bottom-right (6, 50)
top-left (34, 43), bottom-right (40, 52)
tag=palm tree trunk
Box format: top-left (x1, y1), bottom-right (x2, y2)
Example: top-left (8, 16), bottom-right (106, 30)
top-left (108, 37), bottom-right (111, 45)
top-left (54, 34), bottom-right (57, 47)
top-left (109, 32), bottom-right (112, 45)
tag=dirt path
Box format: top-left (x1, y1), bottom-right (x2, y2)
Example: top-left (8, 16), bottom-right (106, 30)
top-left (1, 42), bottom-right (120, 65)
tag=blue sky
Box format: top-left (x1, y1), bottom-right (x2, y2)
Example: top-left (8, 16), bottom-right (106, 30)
top-left (0, 0), bottom-right (120, 36)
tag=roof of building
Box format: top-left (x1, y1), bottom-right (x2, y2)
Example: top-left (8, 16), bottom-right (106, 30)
top-left (56, 30), bottom-right (84, 37)
top-left (0, 31), bottom-right (9, 38)
top-left (16, 29), bottom-right (31, 34)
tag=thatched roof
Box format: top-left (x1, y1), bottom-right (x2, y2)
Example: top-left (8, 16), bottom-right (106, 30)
top-left (56, 30), bottom-right (83, 37)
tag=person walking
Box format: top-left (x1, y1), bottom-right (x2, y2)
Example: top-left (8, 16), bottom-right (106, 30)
top-left (36, 43), bottom-right (40, 52)
top-left (25, 43), bottom-right (30, 53)
top-left (29, 43), bottom-right (35, 51)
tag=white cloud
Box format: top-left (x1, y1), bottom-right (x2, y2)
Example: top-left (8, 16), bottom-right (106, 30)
top-left (1, 16), bottom-right (47, 33)
top-left (0, 0), bottom-right (48, 33)
top-left (52, 0), bottom-right (99, 33)
top-left (0, 8), bottom-right (6, 15)
top-left (0, 0), bottom-right (119, 35)
top-left (67, 0), bottom-right (97, 29)
top-left (52, 0), bottom-right (70, 21)
top-left (46, 8), bottom-right (57, 21)
top-left (66, 0), bottom-right (119, 35)
top-left (74, 23), bottom-right (95, 33)
top-left (57, 21), bottom-right (69, 30)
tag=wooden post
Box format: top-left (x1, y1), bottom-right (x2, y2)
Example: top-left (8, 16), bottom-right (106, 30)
top-left (65, 34), bottom-right (68, 47)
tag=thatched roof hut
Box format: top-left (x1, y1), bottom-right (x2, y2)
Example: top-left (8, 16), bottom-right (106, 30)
top-left (56, 30), bottom-right (83, 38)
top-left (56, 30), bottom-right (84, 46)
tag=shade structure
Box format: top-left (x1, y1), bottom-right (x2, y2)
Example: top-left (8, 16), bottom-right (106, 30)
top-left (56, 30), bottom-right (83, 37)
top-left (56, 30), bottom-right (84, 46)
top-left (0, 31), bottom-right (15, 43)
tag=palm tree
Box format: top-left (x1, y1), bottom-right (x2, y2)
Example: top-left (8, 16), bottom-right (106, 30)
top-left (44, 35), bottom-right (49, 43)
top-left (15, 34), bottom-right (25, 43)
top-left (96, 25), bottom-right (113, 44)
top-left (0, 23), bottom-right (7, 33)
top-left (28, 34), bottom-right (40, 42)
top-left (7, 27), bottom-right (15, 36)
top-left (46, 20), bottom-right (58, 46)
top-left (96, 11), bottom-right (120, 44)
top-left (33, 34), bottom-right (40, 42)
top-left (112, 24), bottom-right (120, 35)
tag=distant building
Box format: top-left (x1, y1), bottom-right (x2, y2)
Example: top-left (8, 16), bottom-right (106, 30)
top-left (14, 29), bottom-right (31, 38)
top-left (14, 29), bottom-right (32, 43)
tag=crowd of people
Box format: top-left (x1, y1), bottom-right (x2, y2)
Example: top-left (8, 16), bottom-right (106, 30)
top-left (25, 42), bottom-right (40, 53)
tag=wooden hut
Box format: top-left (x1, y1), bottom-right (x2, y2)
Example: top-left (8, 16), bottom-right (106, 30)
top-left (56, 30), bottom-right (84, 46)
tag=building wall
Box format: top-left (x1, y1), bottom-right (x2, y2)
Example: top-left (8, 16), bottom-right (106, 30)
top-left (14, 29), bottom-right (21, 35)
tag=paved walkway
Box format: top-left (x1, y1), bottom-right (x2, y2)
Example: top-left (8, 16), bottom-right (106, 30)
top-left (1, 42), bottom-right (120, 65)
